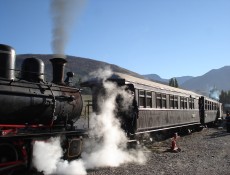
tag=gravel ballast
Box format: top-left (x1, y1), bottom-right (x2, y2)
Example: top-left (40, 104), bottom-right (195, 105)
top-left (87, 127), bottom-right (230, 175)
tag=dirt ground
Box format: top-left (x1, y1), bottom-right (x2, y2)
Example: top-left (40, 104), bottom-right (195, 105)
top-left (12, 127), bottom-right (230, 175)
top-left (87, 127), bottom-right (230, 175)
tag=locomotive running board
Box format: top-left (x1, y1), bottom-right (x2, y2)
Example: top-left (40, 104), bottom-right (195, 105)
top-left (0, 129), bottom-right (88, 139)
top-left (0, 160), bottom-right (26, 174)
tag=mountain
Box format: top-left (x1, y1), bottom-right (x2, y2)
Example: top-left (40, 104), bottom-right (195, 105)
top-left (144, 74), bottom-right (168, 84)
top-left (16, 54), bottom-right (145, 82)
top-left (144, 66), bottom-right (230, 96)
top-left (181, 66), bottom-right (230, 93)
top-left (176, 76), bottom-right (194, 85)
top-left (144, 74), bottom-right (193, 86)
top-left (15, 54), bottom-right (230, 94)
top-left (143, 66), bottom-right (230, 95)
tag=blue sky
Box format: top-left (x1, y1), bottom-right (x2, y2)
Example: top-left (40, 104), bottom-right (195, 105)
top-left (1, 0), bottom-right (230, 79)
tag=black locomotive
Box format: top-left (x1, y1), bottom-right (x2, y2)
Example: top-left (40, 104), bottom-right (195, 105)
top-left (0, 44), bottom-right (86, 174)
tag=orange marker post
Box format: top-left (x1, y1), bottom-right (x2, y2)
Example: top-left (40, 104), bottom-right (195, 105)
top-left (171, 133), bottom-right (181, 152)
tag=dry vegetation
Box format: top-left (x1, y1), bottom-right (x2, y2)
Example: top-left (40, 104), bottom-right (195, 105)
top-left (81, 95), bottom-right (92, 118)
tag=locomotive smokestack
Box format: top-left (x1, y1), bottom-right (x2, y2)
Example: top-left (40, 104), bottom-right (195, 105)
top-left (0, 44), bottom-right (16, 80)
top-left (50, 57), bottom-right (67, 85)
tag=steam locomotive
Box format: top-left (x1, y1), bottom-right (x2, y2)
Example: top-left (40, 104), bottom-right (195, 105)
top-left (0, 44), bottom-right (86, 174)
top-left (0, 43), bottom-right (222, 174)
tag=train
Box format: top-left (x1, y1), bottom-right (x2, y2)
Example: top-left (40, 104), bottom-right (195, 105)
top-left (81, 72), bottom-right (222, 138)
top-left (0, 44), bottom-right (87, 174)
top-left (0, 43), bottom-right (222, 174)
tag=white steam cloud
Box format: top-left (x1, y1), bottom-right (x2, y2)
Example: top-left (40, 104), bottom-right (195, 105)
top-left (50, 0), bottom-right (86, 54)
top-left (32, 68), bottom-right (146, 175)
top-left (209, 86), bottom-right (220, 101)
top-left (32, 137), bottom-right (86, 175)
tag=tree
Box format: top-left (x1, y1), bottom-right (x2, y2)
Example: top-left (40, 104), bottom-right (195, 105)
top-left (169, 78), bottom-right (179, 88)
top-left (174, 78), bottom-right (179, 88)
top-left (169, 78), bottom-right (174, 87)
top-left (219, 90), bottom-right (230, 112)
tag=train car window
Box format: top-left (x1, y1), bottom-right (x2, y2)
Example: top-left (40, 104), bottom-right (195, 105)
top-left (174, 96), bottom-right (178, 109)
top-left (139, 90), bottom-right (145, 107)
top-left (170, 95), bottom-right (181, 109)
top-left (184, 98), bottom-right (188, 109)
top-left (205, 100), bottom-right (208, 110)
top-left (156, 93), bottom-right (162, 108)
top-left (170, 95), bottom-right (174, 109)
top-left (146, 91), bottom-right (152, 108)
top-left (189, 98), bottom-right (192, 109)
top-left (162, 94), bottom-right (167, 108)
top-left (189, 98), bottom-right (195, 109)
top-left (180, 97), bottom-right (184, 109)
top-left (209, 101), bottom-right (211, 110)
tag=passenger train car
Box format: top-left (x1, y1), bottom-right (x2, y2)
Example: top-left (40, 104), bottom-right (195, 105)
top-left (82, 72), bottom-right (222, 137)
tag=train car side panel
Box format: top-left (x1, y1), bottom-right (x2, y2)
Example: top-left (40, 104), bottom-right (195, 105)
top-left (137, 109), bottom-right (200, 132)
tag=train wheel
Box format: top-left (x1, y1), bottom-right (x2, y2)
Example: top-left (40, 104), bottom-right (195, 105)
top-left (0, 143), bottom-right (19, 175)
top-left (0, 143), bottom-right (18, 163)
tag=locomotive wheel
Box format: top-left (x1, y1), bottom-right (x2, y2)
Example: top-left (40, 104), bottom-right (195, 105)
top-left (0, 143), bottom-right (19, 175)
top-left (0, 143), bottom-right (18, 163)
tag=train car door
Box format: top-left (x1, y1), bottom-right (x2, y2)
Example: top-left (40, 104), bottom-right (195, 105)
top-left (199, 96), bottom-right (205, 125)
top-left (120, 84), bottom-right (138, 138)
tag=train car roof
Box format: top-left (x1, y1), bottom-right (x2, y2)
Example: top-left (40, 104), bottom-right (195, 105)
top-left (81, 72), bottom-right (202, 98)
top-left (202, 95), bottom-right (220, 103)
top-left (81, 72), bottom-right (220, 102)
top-left (113, 72), bottom-right (201, 98)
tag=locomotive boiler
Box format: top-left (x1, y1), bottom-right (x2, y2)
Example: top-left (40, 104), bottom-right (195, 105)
top-left (0, 44), bottom-right (86, 174)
